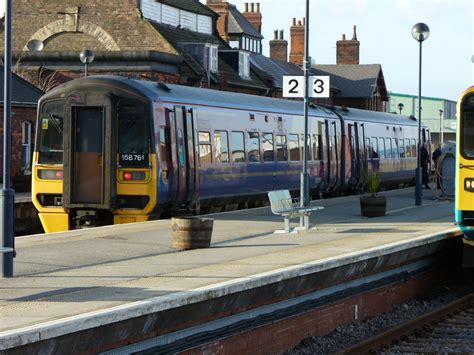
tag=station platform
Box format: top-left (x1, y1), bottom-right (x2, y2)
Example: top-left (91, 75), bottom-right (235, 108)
top-left (0, 188), bottom-right (462, 353)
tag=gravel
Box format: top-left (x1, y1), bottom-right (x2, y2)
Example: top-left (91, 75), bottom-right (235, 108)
top-left (286, 283), bottom-right (472, 354)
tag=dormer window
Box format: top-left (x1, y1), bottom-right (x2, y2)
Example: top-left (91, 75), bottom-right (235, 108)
top-left (239, 52), bottom-right (250, 78)
top-left (179, 42), bottom-right (218, 74)
top-left (208, 45), bottom-right (218, 73)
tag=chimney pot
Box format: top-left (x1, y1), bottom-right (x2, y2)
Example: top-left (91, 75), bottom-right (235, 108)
top-left (342, 34), bottom-right (346, 40)
top-left (352, 25), bottom-right (358, 40)
top-left (256, 3), bottom-right (260, 13)
top-left (244, 2), bottom-right (249, 12)
top-left (298, 20), bottom-right (302, 26)
top-left (302, 17), bottom-right (306, 27)
top-left (274, 30), bottom-right (278, 40)
top-left (251, 3), bottom-right (254, 12)
top-left (292, 17), bottom-right (296, 26)
top-left (279, 29), bottom-right (284, 40)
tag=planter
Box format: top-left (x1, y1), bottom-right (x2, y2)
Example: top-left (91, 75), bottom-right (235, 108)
top-left (171, 217), bottom-right (214, 250)
top-left (360, 195), bottom-right (387, 217)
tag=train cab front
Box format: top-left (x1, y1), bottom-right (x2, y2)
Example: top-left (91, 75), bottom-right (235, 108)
top-left (32, 80), bottom-right (157, 233)
top-left (455, 88), bottom-right (474, 265)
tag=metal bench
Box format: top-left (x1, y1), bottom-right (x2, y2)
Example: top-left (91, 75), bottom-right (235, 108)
top-left (268, 190), bottom-right (324, 233)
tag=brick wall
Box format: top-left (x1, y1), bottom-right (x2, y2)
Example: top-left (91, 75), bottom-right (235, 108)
top-left (3, 0), bottom-right (176, 54)
top-left (336, 26), bottom-right (360, 65)
top-left (0, 106), bottom-right (37, 191)
top-left (206, 1), bottom-right (231, 42)
top-left (242, 3), bottom-right (262, 34)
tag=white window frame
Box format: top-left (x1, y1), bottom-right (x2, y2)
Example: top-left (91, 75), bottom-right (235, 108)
top-left (239, 51), bottom-right (250, 79)
top-left (208, 45), bottom-right (218, 73)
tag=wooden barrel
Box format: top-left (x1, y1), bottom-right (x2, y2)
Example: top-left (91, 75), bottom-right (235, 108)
top-left (171, 217), bottom-right (214, 250)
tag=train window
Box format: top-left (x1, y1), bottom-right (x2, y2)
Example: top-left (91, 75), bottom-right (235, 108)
top-left (231, 131), bottom-right (245, 163)
top-left (366, 138), bottom-right (372, 159)
top-left (118, 102), bottom-right (150, 167)
top-left (276, 135), bottom-right (288, 161)
top-left (289, 134), bottom-right (300, 161)
top-left (461, 96), bottom-right (474, 158)
top-left (214, 130), bottom-right (229, 163)
top-left (379, 137), bottom-right (386, 159)
top-left (399, 138), bottom-right (405, 158)
top-left (198, 131), bottom-right (212, 164)
top-left (370, 137), bottom-right (379, 159)
top-left (411, 139), bottom-right (417, 158)
top-left (262, 133), bottom-right (274, 162)
top-left (312, 134), bottom-right (322, 160)
top-left (38, 100), bottom-right (64, 164)
top-left (248, 132), bottom-right (260, 162)
top-left (392, 138), bottom-right (399, 158)
top-left (159, 128), bottom-right (171, 163)
top-left (405, 139), bottom-right (411, 158)
top-left (386, 138), bottom-right (392, 159)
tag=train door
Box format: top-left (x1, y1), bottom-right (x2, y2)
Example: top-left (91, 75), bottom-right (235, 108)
top-left (331, 121), bottom-right (339, 191)
top-left (170, 106), bottom-right (198, 210)
top-left (353, 122), bottom-right (365, 187)
top-left (63, 103), bottom-right (113, 209)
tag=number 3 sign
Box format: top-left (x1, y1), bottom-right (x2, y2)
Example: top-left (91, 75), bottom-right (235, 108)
top-left (283, 76), bottom-right (330, 98)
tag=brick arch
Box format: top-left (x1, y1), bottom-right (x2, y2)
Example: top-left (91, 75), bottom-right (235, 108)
top-left (24, 19), bottom-right (120, 51)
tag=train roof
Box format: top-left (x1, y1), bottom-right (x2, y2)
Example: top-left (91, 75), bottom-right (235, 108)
top-left (43, 75), bottom-right (421, 127)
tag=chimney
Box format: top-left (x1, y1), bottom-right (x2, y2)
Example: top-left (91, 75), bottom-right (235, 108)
top-left (206, 0), bottom-right (231, 42)
top-left (269, 29), bottom-right (288, 62)
top-left (290, 17), bottom-right (305, 66)
top-left (242, 2), bottom-right (262, 34)
top-left (336, 25), bottom-right (360, 64)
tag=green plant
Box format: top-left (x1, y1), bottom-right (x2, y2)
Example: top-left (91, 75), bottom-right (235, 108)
top-left (365, 171), bottom-right (381, 197)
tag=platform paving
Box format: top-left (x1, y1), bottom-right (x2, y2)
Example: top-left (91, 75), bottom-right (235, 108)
top-left (0, 188), bottom-right (460, 350)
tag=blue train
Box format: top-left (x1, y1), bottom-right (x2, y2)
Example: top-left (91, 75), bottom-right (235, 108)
top-left (32, 75), bottom-right (430, 232)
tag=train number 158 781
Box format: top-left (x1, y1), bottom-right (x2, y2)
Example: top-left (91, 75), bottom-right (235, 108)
top-left (119, 153), bottom-right (149, 166)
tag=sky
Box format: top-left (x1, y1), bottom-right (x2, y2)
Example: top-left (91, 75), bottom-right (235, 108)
top-left (200, 0), bottom-right (473, 102)
top-left (0, 1), bottom-right (471, 101)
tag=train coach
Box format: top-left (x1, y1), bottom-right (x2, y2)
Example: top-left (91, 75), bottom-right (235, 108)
top-left (32, 75), bottom-right (430, 233)
top-left (455, 86), bottom-right (474, 262)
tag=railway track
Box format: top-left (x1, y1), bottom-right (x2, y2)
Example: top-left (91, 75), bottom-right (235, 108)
top-left (341, 293), bottom-right (474, 354)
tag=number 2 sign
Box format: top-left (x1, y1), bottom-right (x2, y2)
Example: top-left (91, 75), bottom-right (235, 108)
top-left (283, 76), bottom-right (330, 98)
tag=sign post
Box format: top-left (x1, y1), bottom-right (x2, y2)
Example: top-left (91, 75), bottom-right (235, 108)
top-left (283, 72), bottom-right (330, 229)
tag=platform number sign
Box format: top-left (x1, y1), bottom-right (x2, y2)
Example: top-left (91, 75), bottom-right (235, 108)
top-left (283, 76), bottom-right (330, 98)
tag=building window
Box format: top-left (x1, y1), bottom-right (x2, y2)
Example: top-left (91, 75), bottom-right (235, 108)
top-left (229, 40), bottom-right (239, 49)
top-left (22, 121), bottom-right (32, 175)
top-left (239, 52), bottom-right (250, 79)
top-left (207, 45), bottom-right (218, 73)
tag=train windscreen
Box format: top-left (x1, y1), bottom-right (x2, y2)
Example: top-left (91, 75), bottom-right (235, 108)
top-left (461, 94), bottom-right (474, 159)
top-left (37, 100), bottom-right (64, 164)
top-left (118, 101), bottom-right (150, 167)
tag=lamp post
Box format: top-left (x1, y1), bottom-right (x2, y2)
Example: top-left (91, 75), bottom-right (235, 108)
top-left (79, 49), bottom-right (95, 77)
top-left (1, 0), bottom-right (14, 278)
top-left (300, 0), bottom-right (310, 212)
top-left (398, 103), bottom-right (404, 115)
top-left (412, 22), bottom-right (430, 206)
top-left (439, 109), bottom-right (444, 146)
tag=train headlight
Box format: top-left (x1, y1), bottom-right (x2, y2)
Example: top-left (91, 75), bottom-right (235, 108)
top-left (123, 171), bottom-right (146, 181)
top-left (465, 178), bottom-right (474, 192)
top-left (38, 169), bottom-right (63, 180)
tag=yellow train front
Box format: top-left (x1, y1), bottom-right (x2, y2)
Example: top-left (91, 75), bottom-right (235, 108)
top-left (456, 86), bottom-right (474, 259)
top-left (32, 77), bottom-right (158, 233)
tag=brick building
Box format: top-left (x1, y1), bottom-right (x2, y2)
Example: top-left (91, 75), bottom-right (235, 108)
top-left (2, 0), bottom-right (268, 94)
top-left (0, 67), bottom-right (44, 191)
